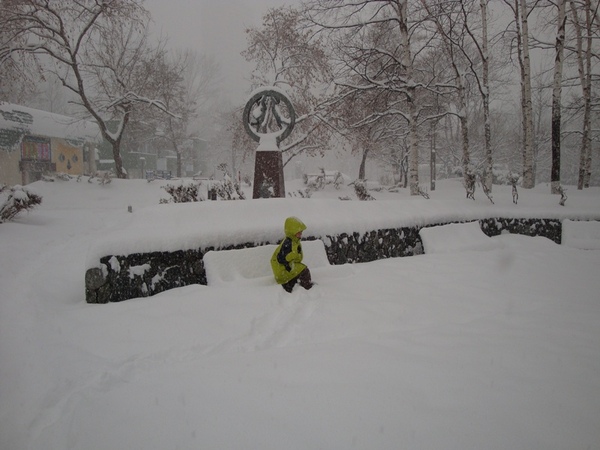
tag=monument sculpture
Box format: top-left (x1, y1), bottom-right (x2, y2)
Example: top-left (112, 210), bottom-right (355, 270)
top-left (243, 87), bottom-right (295, 198)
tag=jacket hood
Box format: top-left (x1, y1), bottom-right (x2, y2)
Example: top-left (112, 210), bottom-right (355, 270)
top-left (284, 216), bottom-right (306, 238)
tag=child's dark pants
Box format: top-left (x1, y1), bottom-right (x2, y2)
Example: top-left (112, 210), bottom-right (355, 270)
top-left (282, 268), bottom-right (313, 293)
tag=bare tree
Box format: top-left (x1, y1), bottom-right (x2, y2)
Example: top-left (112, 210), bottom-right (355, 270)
top-left (0, 0), bottom-right (41, 105)
top-left (306, 0), bottom-right (443, 195)
top-left (479, 0), bottom-right (493, 191)
top-left (336, 88), bottom-right (399, 181)
top-left (419, 0), bottom-right (503, 195)
top-left (0, 52), bottom-right (41, 105)
top-left (153, 51), bottom-right (220, 177)
top-left (0, 0), bottom-right (177, 178)
top-left (520, 0), bottom-right (598, 189)
top-left (501, 0), bottom-right (538, 188)
top-left (568, 0), bottom-right (595, 189)
top-left (458, 0), bottom-right (495, 192)
top-left (421, 0), bottom-right (475, 196)
top-left (551, 0), bottom-right (567, 194)
top-left (242, 6), bottom-right (335, 166)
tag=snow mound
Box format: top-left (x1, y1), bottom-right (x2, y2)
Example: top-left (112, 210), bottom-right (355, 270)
top-left (419, 221), bottom-right (502, 254)
top-left (562, 219), bottom-right (600, 250)
top-left (204, 239), bottom-right (330, 286)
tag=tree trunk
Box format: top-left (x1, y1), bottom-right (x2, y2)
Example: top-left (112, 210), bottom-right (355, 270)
top-left (518, 0), bottom-right (535, 188)
top-left (570, 0), bottom-right (593, 189)
top-left (459, 88), bottom-right (471, 190)
top-left (395, 0), bottom-right (420, 196)
top-left (358, 147), bottom-right (370, 180)
top-left (421, 0), bottom-right (470, 192)
top-left (105, 110), bottom-right (129, 179)
top-left (430, 121), bottom-right (437, 192)
top-left (176, 151), bottom-right (182, 178)
top-left (481, 0), bottom-right (493, 192)
top-left (112, 147), bottom-right (126, 179)
top-left (408, 91), bottom-right (420, 196)
top-left (551, 0), bottom-right (566, 194)
top-left (583, 0), bottom-right (597, 188)
top-left (113, 114), bottom-right (129, 179)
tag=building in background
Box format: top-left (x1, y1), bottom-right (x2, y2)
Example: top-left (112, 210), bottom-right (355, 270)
top-left (0, 103), bottom-right (101, 185)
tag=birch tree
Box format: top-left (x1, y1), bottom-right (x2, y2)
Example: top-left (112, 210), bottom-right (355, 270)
top-left (568, 0), bottom-right (595, 189)
top-left (420, 0), bottom-right (474, 196)
top-left (306, 0), bottom-right (435, 195)
top-left (420, 0), bottom-right (499, 194)
top-left (551, 0), bottom-right (567, 194)
top-left (466, 0), bottom-right (494, 192)
top-left (397, 0), bottom-right (422, 196)
top-left (479, 0), bottom-right (493, 191)
top-left (502, 0), bottom-right (538, 188)
top-left (519, 0), bottom-right (536, 188)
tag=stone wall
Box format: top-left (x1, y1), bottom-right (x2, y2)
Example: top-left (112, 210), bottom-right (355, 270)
top-left (479, 218), bottom-right (562, 243)
top-left (85, 217), bottom-right (569, 303)
top-left (86, 242), bottom-right (271, 304)
top-left (323, 227), bottom-right (423, 265)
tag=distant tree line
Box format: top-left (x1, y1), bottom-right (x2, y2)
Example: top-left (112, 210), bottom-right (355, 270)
top-left (1, 1), bottom-right (597, 194)
top-left (0, 0), bottom-right (221, 179)
top-left (238, 0), bottom-right (598, 195)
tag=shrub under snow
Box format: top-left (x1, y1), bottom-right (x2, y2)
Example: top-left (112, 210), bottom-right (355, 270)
top-left (0, 184), bottom-right (43, 223)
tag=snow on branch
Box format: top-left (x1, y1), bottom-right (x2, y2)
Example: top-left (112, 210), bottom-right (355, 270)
top-left (105, 92), bottom-right (182, 119)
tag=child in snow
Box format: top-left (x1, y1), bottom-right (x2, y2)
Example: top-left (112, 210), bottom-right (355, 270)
top-left (271, 216), bottom-right (314, 293)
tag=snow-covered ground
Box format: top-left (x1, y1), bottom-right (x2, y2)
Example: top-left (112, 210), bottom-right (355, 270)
top-left (1, 177), bottom-right (599, 450)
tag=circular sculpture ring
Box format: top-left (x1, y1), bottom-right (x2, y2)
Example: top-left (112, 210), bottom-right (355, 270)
top-left (243, 88), bottom-right (296, 145)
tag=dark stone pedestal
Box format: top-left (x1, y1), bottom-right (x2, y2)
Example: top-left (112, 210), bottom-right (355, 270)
top-left (253, 150), bottom-right (285, 198)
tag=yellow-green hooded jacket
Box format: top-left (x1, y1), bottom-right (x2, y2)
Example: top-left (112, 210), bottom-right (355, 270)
top-left (271, 217), bottom-right (307, 284)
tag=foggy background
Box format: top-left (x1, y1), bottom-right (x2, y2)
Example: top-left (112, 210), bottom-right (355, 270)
top-left (145, 0), bottom-right (292, 104)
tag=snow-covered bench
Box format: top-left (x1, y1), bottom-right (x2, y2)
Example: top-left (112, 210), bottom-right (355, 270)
top-left (562, 219), bottom-right (600, 250)
top-left (419, 221), bottom-right (502, 254)
top-left (203, 239), bottom-right (331, 286)
top-left (303, 170), bottom-right (344, 189)
top-left (145, 170), bottom-right (172, 180)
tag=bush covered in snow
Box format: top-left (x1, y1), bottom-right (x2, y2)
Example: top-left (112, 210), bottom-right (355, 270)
top-left (0, 184), bottom-right (42, 223)
top-left (352, 179), bottom-right (375, 201)
top-left (160, 177), bottom-right (247, 204)
top-left (215, 175), bottom-right (246, 200)
top-left (160, 183), bottom-right (203, 203)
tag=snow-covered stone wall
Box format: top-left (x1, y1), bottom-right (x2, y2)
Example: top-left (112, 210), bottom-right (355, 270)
top-left (85, 216), bottom-right (578, 303)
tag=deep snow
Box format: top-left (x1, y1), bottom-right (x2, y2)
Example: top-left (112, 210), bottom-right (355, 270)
top-left (1, 177), bottom-right (599, 450)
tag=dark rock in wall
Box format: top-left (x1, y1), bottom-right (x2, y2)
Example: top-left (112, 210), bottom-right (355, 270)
top-left (480, 218), bottom-right (562, 244)
top-left (325, 227), bottom-right (424, 265)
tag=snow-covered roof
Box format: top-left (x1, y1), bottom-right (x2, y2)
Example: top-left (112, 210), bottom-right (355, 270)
top-left (0, 102), bottom-right (102, 144)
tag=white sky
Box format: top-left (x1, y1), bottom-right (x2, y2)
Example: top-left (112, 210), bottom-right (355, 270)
top-left (144, 0), bottom-right (291, 105)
